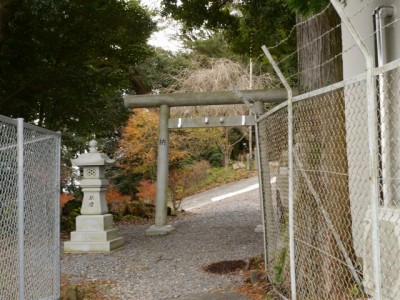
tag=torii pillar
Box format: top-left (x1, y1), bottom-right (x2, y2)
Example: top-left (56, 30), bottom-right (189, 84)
top-left (146, 105), bottom-right (174, 236)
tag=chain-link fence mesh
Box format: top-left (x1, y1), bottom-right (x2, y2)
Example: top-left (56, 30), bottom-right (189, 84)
top-left (256, 106), bottom-right (290, 297)
top-left (0, 116), bottom-right (60, 299)
top-left (0, 117), bottom-right (19, 299)
top-left (255, 1), bottom-right (400, 298)
top-left (292, 87), bottom-right (365, 299)
top-left (375, 65), bottom-right (400, 299)
top-left (257, 68), bottom-right (400, 299)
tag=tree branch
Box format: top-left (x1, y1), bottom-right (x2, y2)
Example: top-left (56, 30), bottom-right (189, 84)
top-left (0, 83), bottom-right (29, 104)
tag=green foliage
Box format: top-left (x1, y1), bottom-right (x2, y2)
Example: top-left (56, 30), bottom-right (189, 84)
top-left (273, 247), bottom-right (287, 285)
top-left (285, 0), bottom-right (330, 15)
top-left (64, 184), bottom-right (83, 201)
top-left (61, 199), bottom-right (81, 232)
top-left (209, 152), bottom-right (224, 167)
top-left (160, 0), bottom-right (297, 81)
top-left (160, 0), bottom-right (344, 84)
top-left (162, 0), bottom-right (237, 32)
top-left (349, 284), bottom-right (365, 298)
top-left (229, 0), bottom-right (295, 57)
top-left (111, 212), bottom-right (124, 221)
top-left (0, 0), bottom-right (155, 153)
top-left (161, 0), bottom-right (295, 59)
top-left (106, 167), bottom-right (141, 199)
top-left (134, 48), bottom-right (194, 91)
top-left (185, 32), bottom-right (239, 60)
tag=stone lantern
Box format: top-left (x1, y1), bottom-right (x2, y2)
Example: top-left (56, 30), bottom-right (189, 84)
top-left (64, 140), bottom-right (124, 252)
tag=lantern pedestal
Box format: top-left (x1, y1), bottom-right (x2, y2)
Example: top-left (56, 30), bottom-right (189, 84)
top-left (64, 214), bottom-right (124, 252)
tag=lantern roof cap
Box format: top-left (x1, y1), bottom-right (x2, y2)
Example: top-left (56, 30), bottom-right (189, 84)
top-left (71, 140), bottom-right (115, 167)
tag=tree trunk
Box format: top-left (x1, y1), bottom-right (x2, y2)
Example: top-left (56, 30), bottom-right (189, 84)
top-left (294, 6), bottom-right (358, 298)
top-left (218, 127), bottom-right (233, 169)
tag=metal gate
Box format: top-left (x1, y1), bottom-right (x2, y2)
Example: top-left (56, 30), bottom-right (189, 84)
top-left (0, 116), bottom-right (61, 299)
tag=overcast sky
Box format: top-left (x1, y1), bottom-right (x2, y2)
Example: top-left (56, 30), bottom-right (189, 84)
top-left (140, 0), bottom-right (184, 52)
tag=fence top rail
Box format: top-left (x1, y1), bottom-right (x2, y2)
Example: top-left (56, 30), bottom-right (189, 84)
top-left (256, 72), bottom-right (364, 122)
top-left (0, 114), bottom-right (18, 126)
top-left (0, 115), bottom-right (61, 137)
top-left (292, 57), bottom-right (400, 103)
top-left (257, 100), bottom-right (289, 122)
top-left (256, 57), bottom-right (400, 121)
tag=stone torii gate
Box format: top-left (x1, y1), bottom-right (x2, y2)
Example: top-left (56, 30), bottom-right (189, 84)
top-left (124, 89), bottom-right (287, 235)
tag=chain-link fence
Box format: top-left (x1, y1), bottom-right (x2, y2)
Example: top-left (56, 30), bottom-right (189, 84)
top-left (0, 115), bottom-right (60, 299)
top-left (255, 1), bottom-right (400, 299)
top-left (256, 104), bottom-right (289, 296)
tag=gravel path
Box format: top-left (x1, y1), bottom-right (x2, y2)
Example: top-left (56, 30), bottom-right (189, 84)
top-left (61, 180), bottom-right (264, 299)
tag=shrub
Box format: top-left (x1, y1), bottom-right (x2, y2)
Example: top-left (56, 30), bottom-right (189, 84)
top-left (106, 183), bottom-right (131, 214)
top-left (61, 199), bottom-right (81, 232)
top-left (169, 160), bottom-right (211, 211)
top-left (136, 180), bottom-right (157, 205)
top-left (191, 160), bottom-right (210, 180)
top-left (60, 193), bottom-right (73, 209)
top-left (209, 152), bottom-right (223, 167)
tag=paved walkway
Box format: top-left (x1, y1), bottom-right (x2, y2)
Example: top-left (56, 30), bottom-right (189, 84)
top-left (181, 176), bottom-right (259, 211)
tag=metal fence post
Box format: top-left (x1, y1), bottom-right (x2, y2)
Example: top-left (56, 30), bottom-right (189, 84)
top-left (261, 45), bottom-right (296, 300)
top-left (254, 113), bottom-right (268, 269)
top-left (17, 118), bottom-right (25, 300)
top-left (54, 134), bottom-right (61, 297)
top-left (330, 1), bottom-right (382, 299)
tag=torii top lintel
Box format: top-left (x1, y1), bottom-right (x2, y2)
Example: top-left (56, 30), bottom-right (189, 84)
top-left (123, 88), bottom-right (289, 108)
